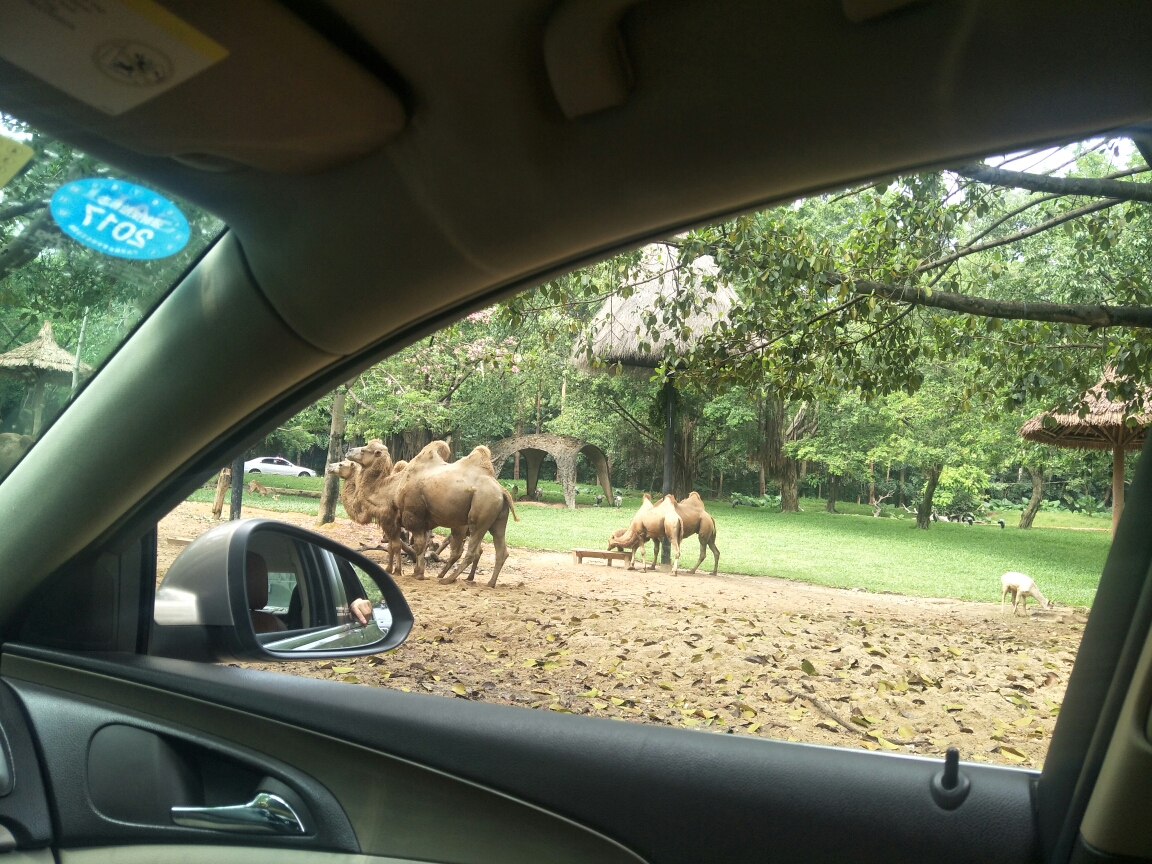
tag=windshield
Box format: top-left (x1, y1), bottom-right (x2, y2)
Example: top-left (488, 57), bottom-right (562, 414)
top-left (0, 114), bottom-right (224, 481)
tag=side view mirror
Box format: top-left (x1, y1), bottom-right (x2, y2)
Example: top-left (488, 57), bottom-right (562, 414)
top-left (151, 519), bottom-right (412, 662)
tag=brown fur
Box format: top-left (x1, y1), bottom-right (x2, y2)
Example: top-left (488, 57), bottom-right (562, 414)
top-left (608, 493), bottom-right (683, 574)
top-left (393, 441), bottom-right (517, 587)
top-left (674, 491), bottom-right (720, 575)
top-left (0, 433), bottom-right (33, 476)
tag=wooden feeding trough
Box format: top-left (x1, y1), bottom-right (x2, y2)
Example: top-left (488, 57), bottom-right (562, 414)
top-left (571, 548), bottom-right (633, 567)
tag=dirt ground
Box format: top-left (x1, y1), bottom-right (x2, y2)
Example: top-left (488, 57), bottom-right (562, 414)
top-left (160, 501), bottom-right (1087, 769)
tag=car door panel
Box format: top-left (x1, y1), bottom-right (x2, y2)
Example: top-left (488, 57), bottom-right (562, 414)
top-left (60, 846), bottom-right (424, 864)
top-left (8, 680), bottom-right (357, 853)
top-left (3, 651), bottom-right (643, 864)
top-left (0, 680), bottom-right (53, 852)
top-left (3, 646), bottom-right (1036, 864)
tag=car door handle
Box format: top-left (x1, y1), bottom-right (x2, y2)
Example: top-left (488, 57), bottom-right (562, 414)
top-left (171, 791), bottom-right (306, 835)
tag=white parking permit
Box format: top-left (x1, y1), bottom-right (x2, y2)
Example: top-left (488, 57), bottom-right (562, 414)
top-left (0, 0), bottom-right (228, 116)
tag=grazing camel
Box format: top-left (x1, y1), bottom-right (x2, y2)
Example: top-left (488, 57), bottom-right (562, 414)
top-left (607, 493), bottom-right (683, 574)
top-left (392, 441), bottom-right (519, 586)
top-left (674, 491), bottom-right (720, 575)
top-left (1001, 572), bottom-right (1051, 616)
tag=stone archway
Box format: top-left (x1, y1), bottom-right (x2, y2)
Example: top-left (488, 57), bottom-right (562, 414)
top-left (489, 433), bottom-right (612, 509)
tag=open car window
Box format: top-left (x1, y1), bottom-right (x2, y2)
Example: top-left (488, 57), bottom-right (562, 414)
top-left (0, 114), bottom-right (224, 482)
top-left (160, 132), bottom-right (1152, 770)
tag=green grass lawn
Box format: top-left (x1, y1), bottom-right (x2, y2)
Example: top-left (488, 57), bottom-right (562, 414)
top-left (189, 471), bottom-right (345, 518)
top-left (186, 477), bottom-right (1109, 607)
top-left (504, 490), bottom-right (1108, 607)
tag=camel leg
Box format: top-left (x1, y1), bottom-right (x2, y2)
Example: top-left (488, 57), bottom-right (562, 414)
top-left (435, 529), bottom-right (467, 580)
top-left (670, 537), bottom-right (681, 576)
top-left (443, 532), bottom-right (484, 584)
top-left (388, 531), bottom-right (403, 577)
top-left (409, 530), bottom-right (429, 580)
top-left (688, 537), bottom-right (707, 574)
top-left (486, 510), bottom-right (511, 587)
top-left (709, 540), bottom-right (720, 576)
top-left (466, 542), bottom-right (483, 581)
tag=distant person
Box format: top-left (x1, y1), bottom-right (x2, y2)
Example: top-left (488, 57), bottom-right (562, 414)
top-left (247, 551), bottom-right (288, 634)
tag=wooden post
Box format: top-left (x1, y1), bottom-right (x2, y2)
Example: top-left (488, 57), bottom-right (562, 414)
top-left (1113, 447), bottom-right (1125, 537)
top-left (229, 455), bottom-right (244, 520)
top-left (212, 468), bottom-right (230, 519)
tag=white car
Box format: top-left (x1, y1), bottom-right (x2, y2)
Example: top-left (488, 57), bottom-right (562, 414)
top-left (244, 456), bottom-right (315, 477)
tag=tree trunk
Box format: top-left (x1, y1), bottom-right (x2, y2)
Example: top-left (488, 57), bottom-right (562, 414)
top-left (212, 468), bottom-right (230, 520)
top-left (229, 455), bottom-right (245, 520)
top-left (1112, 449), bottom-right (1125, 537)
top-left (717, 469), bottom-right (724, 499)
top-left (71, 307), bottom-right (88, 396)
top-left (898, 466), bottom-right (905, 507)
top-left (661, 380), bottom-right (676, 564)
top-left (781, 457), bottom-right (799, 512)
top-left (513, 422), bottom-right (522, 480)
top-left (318, 386), bottom-right (348, 524)
top-left (1019, 467), bottom-right (1045, 529)
top-left (758, 460), bottom-right (766, 497)
top-left (868, 461), bottom-right (875, 505)
top-left (825, 474), bottom-right (839, 513)
top-left (915, 466), bottom-right (941, 529)
top-left (535, 385), bottom-right (542, 434)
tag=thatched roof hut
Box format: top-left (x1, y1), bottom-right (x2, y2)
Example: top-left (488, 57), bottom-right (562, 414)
top-left (1020, 373), bottom-right (1151, 535)
top-left (574, 244), bottom-right (733, 519)
top-left (0, 321), bottom-right (92, 435)
top-left (574, 244), bottom-right (733, 374)
top-left (0, 320), bottom-right (86, 379)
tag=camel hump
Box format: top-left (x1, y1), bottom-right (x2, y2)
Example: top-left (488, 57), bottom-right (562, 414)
top-left (393, 460), bottom-right (408, 472)
top-left (688, 491), bottom-right (703, 503)
top-left (503, 487), bottom-right (520, 521)
top-left (642, 493), bottom-right (652, 502)
top-left (412, 440), bottom-right (451, 466)
top-left (462, 445), bottom-right (496, 475)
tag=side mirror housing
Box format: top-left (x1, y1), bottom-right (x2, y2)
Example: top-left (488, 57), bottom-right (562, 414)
top-left (151, 519), bottom-right (412, 662)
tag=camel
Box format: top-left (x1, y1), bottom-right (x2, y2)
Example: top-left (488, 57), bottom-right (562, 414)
top-left (0, 433), bottom-right (32, 476)
top-left (392, 441), bottom-right (519, 586)
top-left (328, 450), bottom-right (417, 576)
top-left (607, 493), bottom-right (682, 574)
top-left (674, 491), bottom-right (721, 575)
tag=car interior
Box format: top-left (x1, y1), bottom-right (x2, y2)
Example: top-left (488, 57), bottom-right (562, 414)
top-left (2, 1), bottom-right (1152, 862)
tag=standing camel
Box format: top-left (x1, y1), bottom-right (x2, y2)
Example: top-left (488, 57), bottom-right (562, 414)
top-left (607, 493), bottom-right (683, 574)
top-left (674, 491), bottom-right (720, 575)
top-left (393, 441), bottom-right (518, 586)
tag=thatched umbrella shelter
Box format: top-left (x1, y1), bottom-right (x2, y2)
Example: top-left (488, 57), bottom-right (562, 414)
top-left (0, 320), bottom-right (91, 436)
top-left (575, 244), bottom-right (733, 513)
top-left (1020, 374), bottom-right (1151, 536)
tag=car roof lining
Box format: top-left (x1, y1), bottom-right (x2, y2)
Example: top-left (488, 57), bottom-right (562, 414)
top-left (4, 0), bottom-right (1151, 356)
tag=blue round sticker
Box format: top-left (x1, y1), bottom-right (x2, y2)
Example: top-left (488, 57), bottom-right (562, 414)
top-left (50, 178), bottom-right (190, 260)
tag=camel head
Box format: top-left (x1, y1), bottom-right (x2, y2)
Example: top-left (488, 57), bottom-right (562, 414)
top-left (608, 527), bottom-right (638, 552)
top-left (348, 439), bottom-right (392, 470)
top-left (327, 459), bottom-right (357, 479)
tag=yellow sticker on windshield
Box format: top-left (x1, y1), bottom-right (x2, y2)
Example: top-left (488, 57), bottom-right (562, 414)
top-left (0, 135), bottom-right (34, 190)
top-left (0, 0), bottom-right (228, 116)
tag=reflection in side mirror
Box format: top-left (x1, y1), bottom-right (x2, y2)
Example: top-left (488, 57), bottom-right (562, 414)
top-left (151, 519), bottom-right (412, 662)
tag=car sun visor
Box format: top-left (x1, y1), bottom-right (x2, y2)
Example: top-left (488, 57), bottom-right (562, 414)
top-left (0, 0), bottom-right (407, 174)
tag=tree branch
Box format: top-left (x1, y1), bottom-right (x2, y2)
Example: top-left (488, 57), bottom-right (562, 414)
top-left (0, 200), bottom-right (47, 222)
top-left (955, 163), bottom-right (1152, 203)
top-left (915, 198), bottom-right (1120, 273)
top-left (854, 279), bottom-right (1152, 329)
top-left (606, 394), bottom-right (662, 446)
